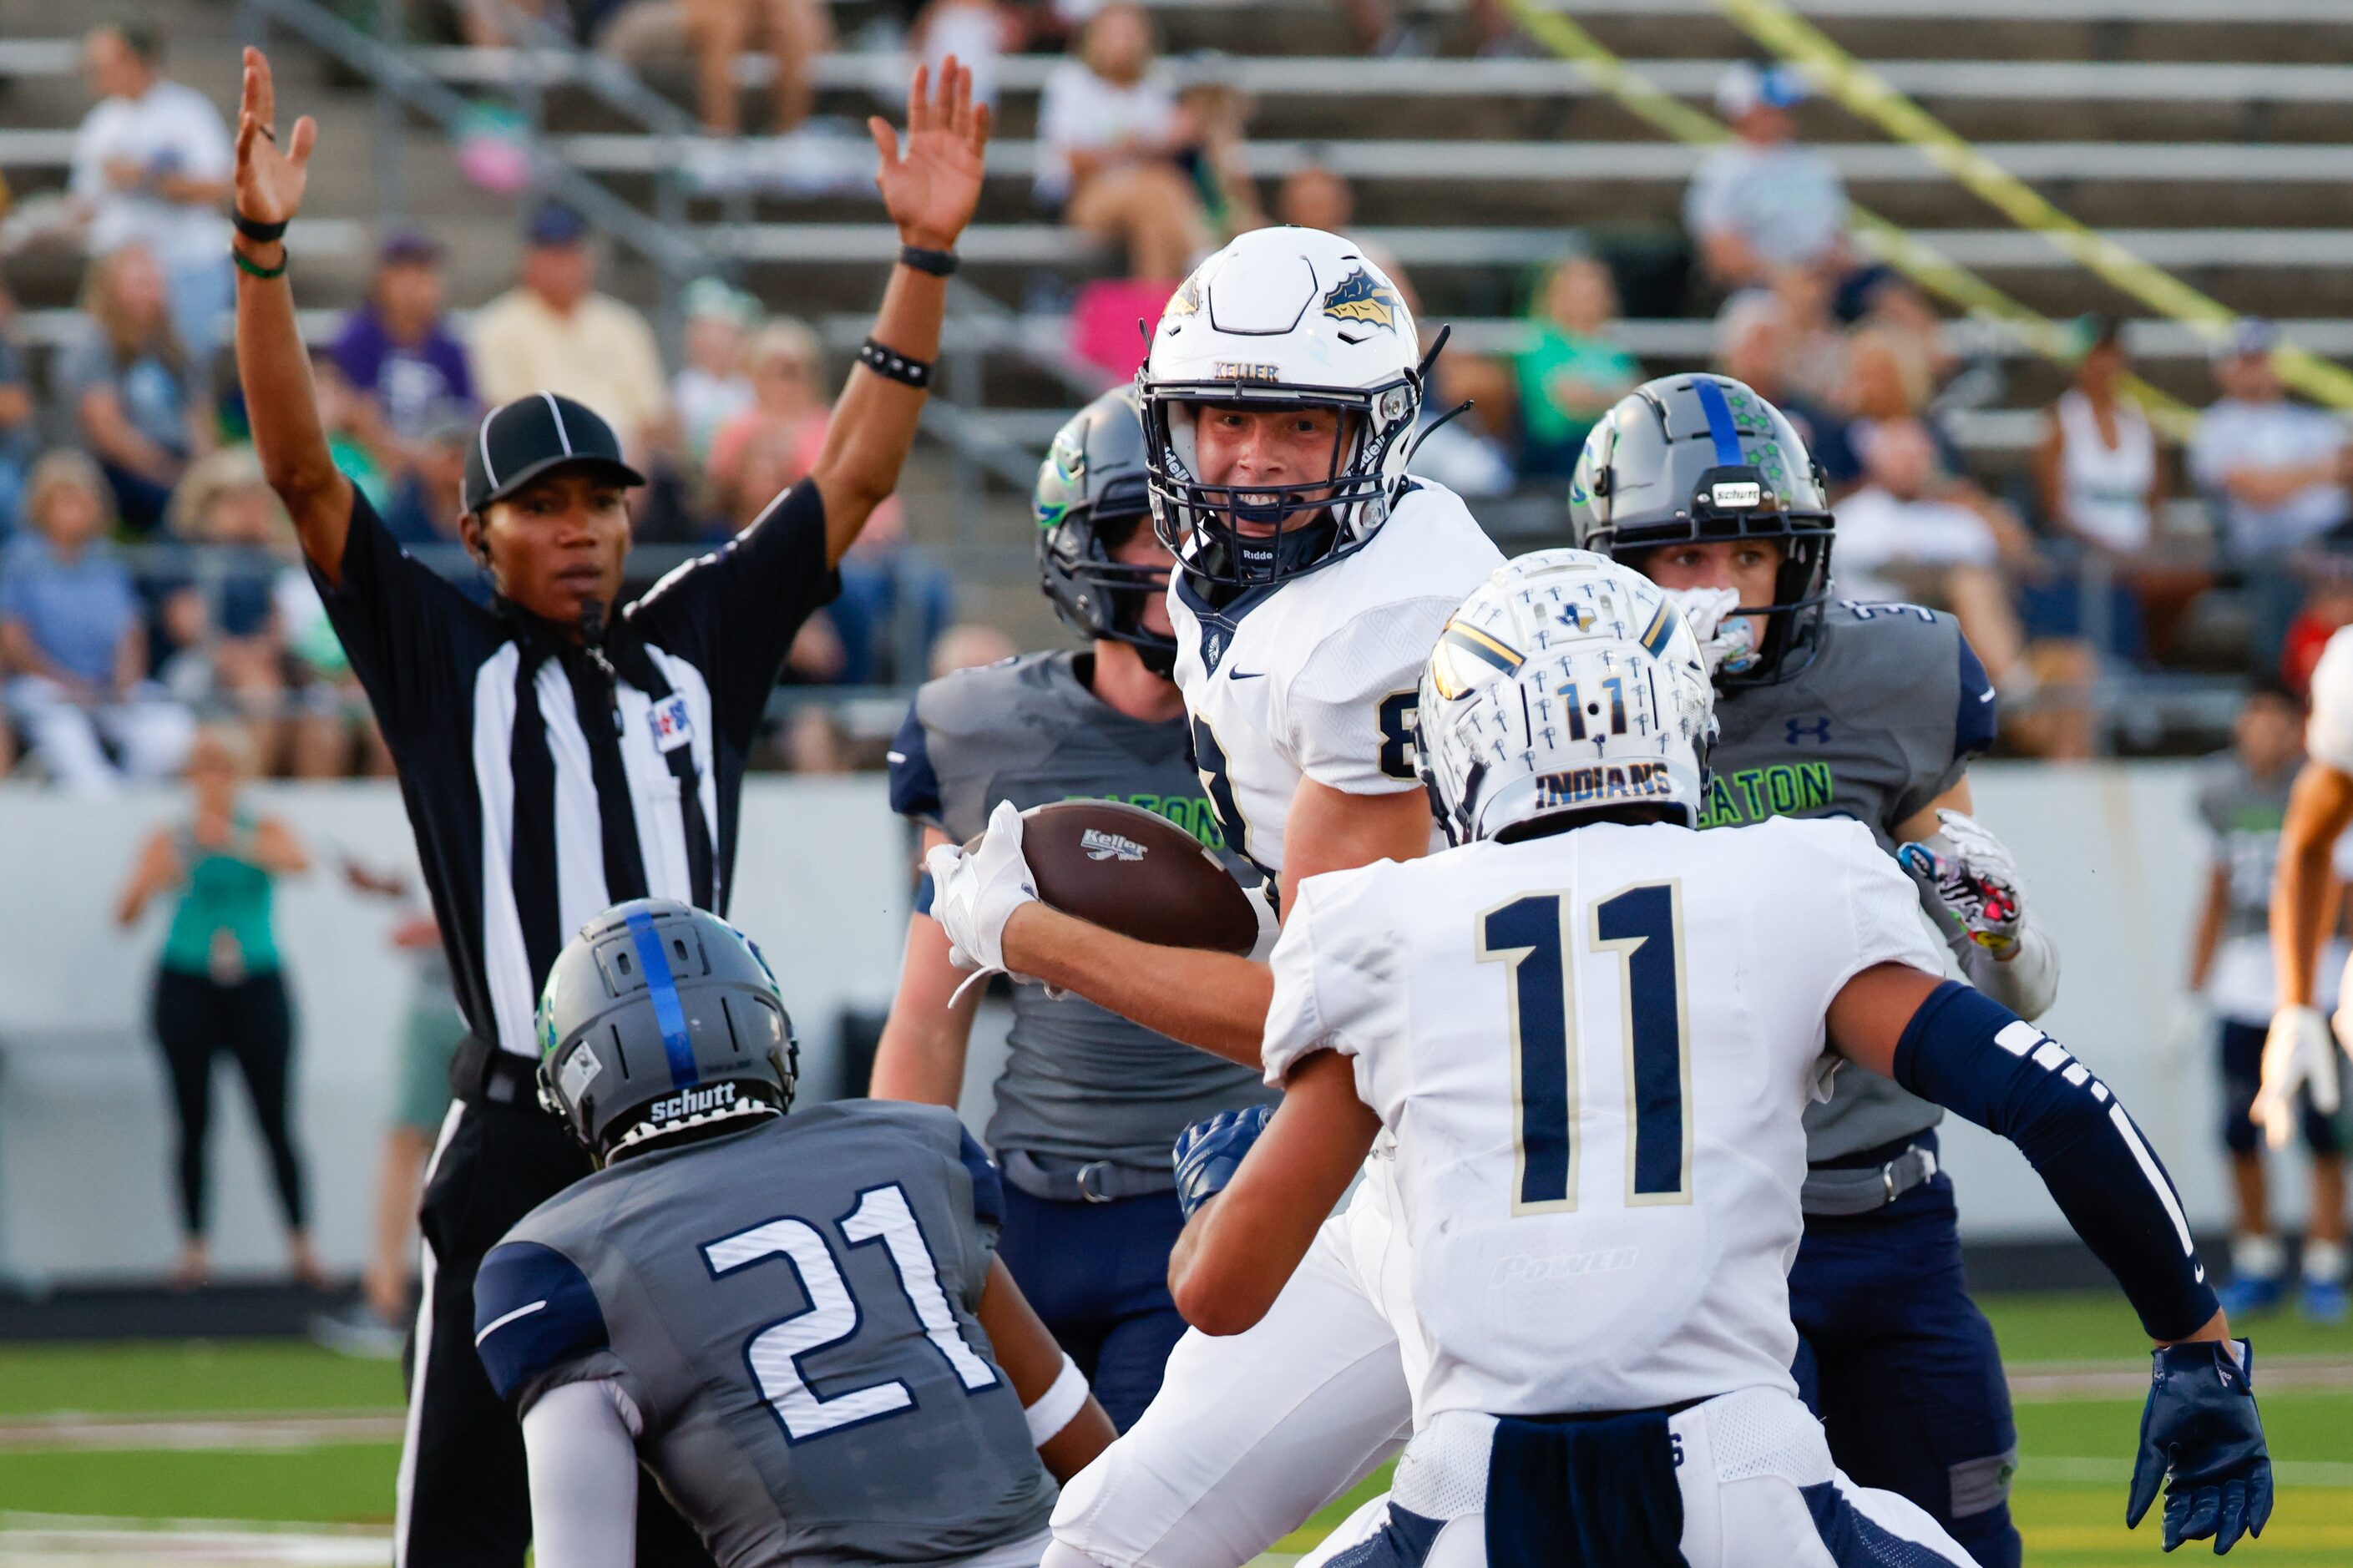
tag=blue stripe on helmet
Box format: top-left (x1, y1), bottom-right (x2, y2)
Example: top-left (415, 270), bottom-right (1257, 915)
top-left (1692, 378), bottom-right (1746, 468)
top-left (625, 908), bottom-right (700, 1090)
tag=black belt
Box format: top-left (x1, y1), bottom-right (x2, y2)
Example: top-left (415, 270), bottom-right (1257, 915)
top-left (448, 1031), bottom-right (542, 1107)
top-left (999, 1149), bottom-right (1177, 1204)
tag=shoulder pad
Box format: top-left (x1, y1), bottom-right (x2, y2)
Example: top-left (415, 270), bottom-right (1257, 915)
top-left (473, 1241), bottom-right (610, 1408)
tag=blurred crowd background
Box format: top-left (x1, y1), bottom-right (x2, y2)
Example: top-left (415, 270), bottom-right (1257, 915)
top-left (0, 6), bottom-right (2347, 798)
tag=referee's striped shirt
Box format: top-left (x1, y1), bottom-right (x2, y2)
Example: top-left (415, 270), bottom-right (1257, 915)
top-left (313, 483), bottom-right (837, 1059)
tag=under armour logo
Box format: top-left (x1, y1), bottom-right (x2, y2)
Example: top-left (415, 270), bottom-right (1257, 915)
top-left (1785, 716), bottom-right (1833, 746)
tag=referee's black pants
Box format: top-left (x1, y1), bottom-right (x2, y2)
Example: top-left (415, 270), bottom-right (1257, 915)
top-left (399, 1095), bottom-right (717, 1568)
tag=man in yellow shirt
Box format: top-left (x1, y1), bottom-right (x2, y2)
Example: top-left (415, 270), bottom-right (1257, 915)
top-left (468, 205), bottom-right (670, 457)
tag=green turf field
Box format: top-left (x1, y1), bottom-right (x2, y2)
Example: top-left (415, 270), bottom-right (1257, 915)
top-left (0, 1294), bottom-right (2342, 1565)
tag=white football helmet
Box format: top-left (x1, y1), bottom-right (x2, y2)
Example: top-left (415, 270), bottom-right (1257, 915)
top-left (1418, 549), bottom-right (1718, 846)
top-left (1138, 226), bottom-right (1428, 588)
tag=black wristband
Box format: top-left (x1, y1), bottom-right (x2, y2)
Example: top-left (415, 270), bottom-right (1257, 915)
top-left (234, 212), bottom-right (290, 244)
top-left (859, 337), bottom-right (932, 388)
top-left (898, 244), bottom-right (959, 277)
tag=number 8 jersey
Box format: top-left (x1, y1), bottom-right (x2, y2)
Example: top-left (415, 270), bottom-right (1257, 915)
top-left (1262, 814), bottom-right (1946, 1420)
top-left (472, 1102), bottom-right (1054, 1568)
top-left (1168, 478), bottom-right (1502, 886)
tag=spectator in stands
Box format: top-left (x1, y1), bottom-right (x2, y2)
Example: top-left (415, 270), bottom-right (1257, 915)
top-left (1171, 63), bottom-right (1265, 243)
top-left (1684, 63), bottom-right (1849, 295)
top-left (2191, 318), bottom-right (2353, 670)
top-left (831, 503), bottom-right (955, 685)
top-left (331, 230), bottom-right (475, 465)
top-left (0, 449), bottom-right (195, 791)
top-left (158, 448), bottom-right (352, 779)
top-left (681, 0), bottom-right (833, 142)
top-left (468, 204), bottom-right (671, 456)
top-left (381, 404), bottom-right (479, 562)
top-left (1035, 3), bottom-right (1206, 283)
top-left (72, 23), bottom-right (235, 362)
top-left (2037, 320), bottom-right (2160, 558)
top-left (1835, 418), bottom-right (2032, 678)
top-left (708, 317), bottom-right (837, 519)
top-left (0, 317), bottom-right (35, 544)
top-left (1713, 288), bottom-right (1831, 453)
top-left (70, 23), bottom-right (235, 366)
top-left (1814, 321), bottom-right (1953, 492)
top-left (2194, 319), bottom-right (2353, 555)
top-left (1511, 254), bottom-right (1639, 479)
top-left (114, 723), bottom-right (319, 1291)
top-left (54, 245), bottom-right (213, 533)
top-left (673, 278), bottom-right (761, 469)
top-left (930, 620), bottom-right (1018, 677)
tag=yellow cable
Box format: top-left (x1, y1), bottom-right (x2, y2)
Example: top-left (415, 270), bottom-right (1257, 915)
top-left (1713, 0), bottom-right (2353, 410)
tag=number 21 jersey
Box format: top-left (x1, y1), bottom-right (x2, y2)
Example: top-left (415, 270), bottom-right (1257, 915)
top-left (472, 1103), bottom-right (1053, 1568)
top-left (1262, 816), bottom-right (1946, 1420)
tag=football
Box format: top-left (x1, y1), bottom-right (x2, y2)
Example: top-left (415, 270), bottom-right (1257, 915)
top-left (1000, 799), bottom-right (1260, 954)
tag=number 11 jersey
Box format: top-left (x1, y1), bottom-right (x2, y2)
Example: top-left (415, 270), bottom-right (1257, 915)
top-left (472, 1103), bottom-right (1054, 1568)
top-left (1261, 815), bottom-right (1946, 1421)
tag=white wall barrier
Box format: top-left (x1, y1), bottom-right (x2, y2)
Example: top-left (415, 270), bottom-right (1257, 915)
top-left (0, 762), bottom-right (2316, 1285)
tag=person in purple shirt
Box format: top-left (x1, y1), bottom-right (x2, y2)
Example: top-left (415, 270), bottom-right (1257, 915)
top-left (332, 230), bottom-right (474, 456)
top-left (0, 448), bottom-right (194, 791)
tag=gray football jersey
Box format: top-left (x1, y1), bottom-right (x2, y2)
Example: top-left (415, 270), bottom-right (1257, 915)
top-left (889, 651), bottom-right (1276, 1167)
top-left (2194, 754), bottom-right (2296, 945)
top-left (474, 1103), bottom-right (1055, 1568)
top-left (1705, 600), bottom-right (1998, 1165)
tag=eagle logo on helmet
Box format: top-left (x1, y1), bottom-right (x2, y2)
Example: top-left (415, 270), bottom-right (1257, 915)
top-left (1320, 268), bottom-right (1400, 332)
top-left (1166, 272), bottom-right (1202, 320)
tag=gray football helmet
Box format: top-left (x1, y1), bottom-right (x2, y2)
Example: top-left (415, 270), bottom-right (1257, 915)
top-left (534, 898), bottom-right (797, 1166)
top-left (1568, 374), bottom-right (1834, 684)
top-left (1036, 387), bottom-right (1175, 676)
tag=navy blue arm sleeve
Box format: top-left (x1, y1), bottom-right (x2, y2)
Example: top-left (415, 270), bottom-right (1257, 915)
top-left (1892, 981), bottom-right (2218, 1341)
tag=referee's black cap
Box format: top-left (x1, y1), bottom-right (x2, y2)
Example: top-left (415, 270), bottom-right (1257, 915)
top-left (463, 392), bottom-right (647, 515)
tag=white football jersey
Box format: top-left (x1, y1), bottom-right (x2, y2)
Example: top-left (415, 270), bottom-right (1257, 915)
top-left (2309, 625), bottom-right (2353, 774)
top-left (1262, 815), bottom-right (1946, 1420)
top-left (1168, 479), bottom-right (1503, 883)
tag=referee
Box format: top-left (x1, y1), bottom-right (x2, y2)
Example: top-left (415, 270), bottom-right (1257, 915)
top-left (230, 47), bottom-right (992, 1568)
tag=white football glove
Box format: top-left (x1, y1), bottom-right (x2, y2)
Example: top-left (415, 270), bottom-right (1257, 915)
top-left (1896, 808), bottom-right (2025, 954)
top-left (2256, 1004), bottom-right (2344, 1150)
top-left (923, 800), bottom-right (1040, 986)
top-left (1662, 586), bottom-right (1761, 679)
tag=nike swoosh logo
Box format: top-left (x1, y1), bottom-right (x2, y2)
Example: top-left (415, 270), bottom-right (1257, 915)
top-left (1979, 690), bottom-right (1997, 703)
top-left (1230, 670), bottom-right (1268, 680)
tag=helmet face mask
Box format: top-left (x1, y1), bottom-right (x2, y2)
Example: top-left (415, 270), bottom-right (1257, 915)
top-left (534, 899), bottom-right (800, 1168)
top-left (1571, 374), bottom-right (1834, 685)
top-left (1140, 230), bottom-right (1426, 590)
top-left (1416, 549), bottom-right (1718, 847)
top-left (1038, 388), bottom-right (1178, 675)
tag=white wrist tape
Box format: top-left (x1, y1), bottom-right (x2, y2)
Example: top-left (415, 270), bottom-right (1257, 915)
top-left (1024, 1352), bottom-right (1089, 1447)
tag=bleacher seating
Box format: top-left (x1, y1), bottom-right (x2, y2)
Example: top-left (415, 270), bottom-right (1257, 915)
top-left (5, 0), bottom-right (2352, 711)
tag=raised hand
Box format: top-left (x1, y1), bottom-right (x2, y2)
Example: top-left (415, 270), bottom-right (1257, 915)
top-left (867, 56), bottom-right (991, 253)
top-left (233, 47), bottom-right (318, 230)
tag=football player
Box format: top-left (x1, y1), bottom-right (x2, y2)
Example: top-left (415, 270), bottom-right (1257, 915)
top-left (2259, 627), bottom-right (2353, 1301)
top-left (1569, 374), bottom-right (2050, 1566)
top-left (870, 387), bottom-right (1276, 1429)
top-left (1171, 549), bottom-right (2270, 1565)
top-left (472, 899), bottom-right (1116, 1568)
top-left (928, 226), bottom-right (1503, 1568)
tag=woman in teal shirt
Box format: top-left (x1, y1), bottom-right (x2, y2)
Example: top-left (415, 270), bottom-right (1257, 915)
top-left (115, 726), bottom-right (317, 1288)
top-left (1514, 254), bottom-right (1642, 479)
